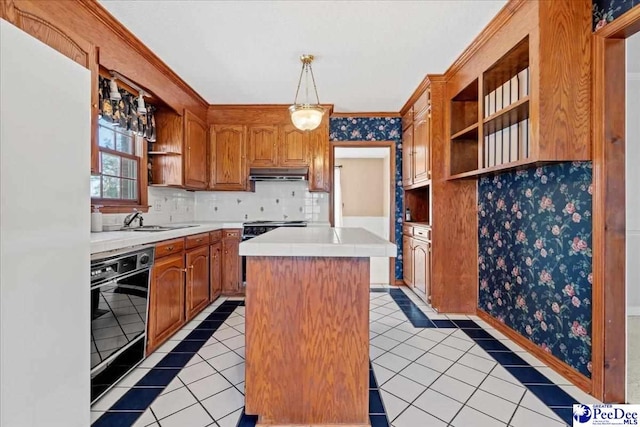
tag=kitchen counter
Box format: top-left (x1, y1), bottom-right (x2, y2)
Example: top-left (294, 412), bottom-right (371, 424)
top-left (90, 221), bottom-right (243, 254)
top-left (239, 227), bottom-right (397, 257)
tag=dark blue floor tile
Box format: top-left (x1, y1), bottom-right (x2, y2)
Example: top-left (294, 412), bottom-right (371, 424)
top-left (197, 319), bottom-right (225, 330)
top-left (549, 406), bottom-right (574, 425)
top-left (135, 368), bottom-right (180, 387)
top-left (370, 288), bottom-right (389, 293)
top-left (431, 319), bottom-right (456, 328)
top-left (171, 340), bottom-right (204, 353)
top-left (505, 367), bottom-right (554, 385)
top-left (205, 312), bottom-right (232, 321)
top-left (154, 352), bottom-right (194, 369)
top-left (185, 328), bottom-right (215, 341)
top-left (369, 389), bottom-right (385, 414)
top-left (411, 318), bottom-right (436, 328)
top-left (109, 387), bottom-right (163, 411)
top-left (369, 369), bottom-right (378, 388)
top-left (475, 338), bottom-right (510, 352)
top-left (527, 384), bottom-right (578, 406)
top-left (453, 320), bottom-right (481, 329)
top-left (92, 411), bottom-right (143, 427)
top-left (370, 414), bottom-right (390, 427)
top-left (487, 351), bottom-right (529, 366)
top-left (462, 328), bottom-right (495, 339)
top-left (237, 409), bottom-right (258, 427)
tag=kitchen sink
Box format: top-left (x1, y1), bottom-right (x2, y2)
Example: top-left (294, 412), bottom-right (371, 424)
top-left (121, 225), bottom-right (200, 232)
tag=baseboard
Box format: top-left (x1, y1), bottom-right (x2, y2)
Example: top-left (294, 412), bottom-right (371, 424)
top-left (476, 309), bottom-right (592, 395)
top-left (395, 279), bottom-right (406, 286)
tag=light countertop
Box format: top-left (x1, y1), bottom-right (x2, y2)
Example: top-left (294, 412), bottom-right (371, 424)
top-left (91, 221), bottom-right (243, 254)
top-left (239, 227), bottom-right (397, 258)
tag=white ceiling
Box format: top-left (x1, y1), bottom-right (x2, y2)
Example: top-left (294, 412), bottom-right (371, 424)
top-left (99, 0), bottom-right (506, 112)
top-left (335, 147), bottom-right (389, 159)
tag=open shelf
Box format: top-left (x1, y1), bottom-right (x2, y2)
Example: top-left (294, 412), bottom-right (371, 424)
top-left (451, 122), bottom-right (479, 141)
top-left (483, 96), bottom-right (529, 135)
top-left (450, 79), bottom-right (479, 136)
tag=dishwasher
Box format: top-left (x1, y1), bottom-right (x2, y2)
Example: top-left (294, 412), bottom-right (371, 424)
top-left (90, 244), bottom-right (154, 403)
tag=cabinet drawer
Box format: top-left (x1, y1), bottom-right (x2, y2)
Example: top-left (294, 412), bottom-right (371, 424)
top-left (413, 226), bottom-right (431, 241)
top-left (413, 90), bottom-right (430, 118)
top-left (186, 232), bottom-right (210, 249)
top-left (403, 225), bottom-right (414, 236)
top-left (223, 229), bottom-right (241, 239)
top-left (209, 230), bottom-right (223, 242)
top-left (402, 108), bottom-right (413, 130)
top-left (155, 238), bottom-right (185, 259)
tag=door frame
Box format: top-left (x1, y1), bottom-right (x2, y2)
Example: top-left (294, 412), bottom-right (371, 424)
top-left (330, 141), bottom-right (397, 286)
top-left (592, 5), bottom-right (640, 403)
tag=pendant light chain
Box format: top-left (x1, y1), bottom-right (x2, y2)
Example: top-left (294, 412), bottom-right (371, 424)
top-left (292, 56), bottom-right (321, 106)
top-left (293, 61), bottom-right (305, 105)
top-left (308, 64), bottom-right (321, 105)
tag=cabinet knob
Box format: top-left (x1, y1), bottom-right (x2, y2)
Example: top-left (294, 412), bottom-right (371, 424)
top-left (181, 268), bottom-right (188, 273)
top-left (167, 246), bottom-right (174, 251)
top-left (197, 238), bottom-right (202, 242)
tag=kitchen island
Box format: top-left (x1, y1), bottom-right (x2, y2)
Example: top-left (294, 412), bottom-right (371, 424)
top-left (240, 227), bottom-right (396, 427)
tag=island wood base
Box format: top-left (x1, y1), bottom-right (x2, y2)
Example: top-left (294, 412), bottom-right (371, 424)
top-left (245, 256), bottom-right (371, 427)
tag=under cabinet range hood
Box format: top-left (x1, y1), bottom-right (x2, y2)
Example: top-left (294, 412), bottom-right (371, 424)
top-left (248, 167), bottom-right (308, 182)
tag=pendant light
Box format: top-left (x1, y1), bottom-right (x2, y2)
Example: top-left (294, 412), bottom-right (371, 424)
top-left (289, 54), bottom-right (324, 131)
top-left (136, 92), bottom-right (147, 115)
top-left (108, 77), bottom-right (121, 101)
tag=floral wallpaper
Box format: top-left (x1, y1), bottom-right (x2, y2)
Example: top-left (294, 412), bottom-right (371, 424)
top-left (478, 162), bottom-right (593, 378)
top-left (593, 0), bottom-right (639, 30)
top-left (330, 117), bottom-right (403, 281)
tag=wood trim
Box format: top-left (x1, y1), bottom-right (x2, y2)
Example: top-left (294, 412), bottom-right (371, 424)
top-left (595, 4), bottom-right (640, 38)
top-left (476, 309), bottom-right (592, 394)
top-left (76, 0), bottom-right (208, 108)
top-left (591, 34), bottom-right (627, 403)
top-left (330, 141), bottom-right (397, 286)
top-left (445, 0), bottom-right (528, 78)
top-left (331, 112), bottom-right (399, 118)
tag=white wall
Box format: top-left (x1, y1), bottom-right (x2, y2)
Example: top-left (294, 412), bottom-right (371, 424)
top-left (195, 181), bottom-right (329, 222)
top-left (627, 33), bottom-right (640, 315)
top-left (0, 21), bottom-right (90, 427)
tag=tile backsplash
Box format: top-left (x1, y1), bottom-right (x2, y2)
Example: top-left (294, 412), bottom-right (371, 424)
top-left (101, 182), bottom-right (329, 227)
top-left (195, 181), bottom-right (329, 222)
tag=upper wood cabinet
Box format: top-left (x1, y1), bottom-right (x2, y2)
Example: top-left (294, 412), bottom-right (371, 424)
top-left (184, 110), bottom-right (208, 189)
top-left (402, 126), bottom-right (414, 187)
top-left (210, 125), bottom-right (247, 191)
top-left (402, 88), bottom-right (431, 189)
top-left (1, 0), bottom-right (100, 175)
top-left (248, 125), bottom-right (278, 167)
top-left (308, 123), bottom-right (330, 192)
top-left (446, 0), bottom-right (591, 179)
top-left (279, 125), bottom-right (308, 167)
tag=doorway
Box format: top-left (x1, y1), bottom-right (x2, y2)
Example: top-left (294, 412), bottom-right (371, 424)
top-left (626, 31), bottom-right (640, 404)
top-left (331, 142), bottom-right (396, 286)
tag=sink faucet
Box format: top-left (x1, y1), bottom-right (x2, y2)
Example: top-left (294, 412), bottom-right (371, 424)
top-left (123, 209), bottom-right (144, 228)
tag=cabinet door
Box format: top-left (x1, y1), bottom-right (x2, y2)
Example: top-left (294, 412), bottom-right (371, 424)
top-left (402, 235), bottom-right (413, 287)
top-left (248, 125), bottom-right (278, 167)
top-left (413, 240), bottom-right (430, 301)
top-left (308, 125), bottom-right (330, 192)
top-left (402, 126), bottom-right (414, 187)
top-left (184, 110), bottom-right (208, 189)
top-left (186, 246), bottom-right (210, 321)
top-left (222, 236), bottom-right (240, 294)
top-left (210, 241), bottom-right (222, 301)
top-left (413, 109), bottom-right (430, 184)
top-left (278, 124), bottom-right (309, 167)
top-left (210, 125), bottom-right (246, 190)
top-left (148, 254), bottom-right (185, 353)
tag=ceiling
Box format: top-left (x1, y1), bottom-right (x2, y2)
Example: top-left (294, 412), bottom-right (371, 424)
top-left (99, 0), bottom-right (506, 113)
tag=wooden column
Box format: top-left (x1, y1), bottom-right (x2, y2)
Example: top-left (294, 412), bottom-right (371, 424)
top-left (245, 256), bottom-right (370, 427)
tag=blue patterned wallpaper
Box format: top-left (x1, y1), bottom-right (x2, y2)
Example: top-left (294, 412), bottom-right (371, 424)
top-left (593, 0), bottom-right (639, 30)
top-left (478, 162), bottom-right (593, 377)
top-left (330, 117), bottom-right (403, 281)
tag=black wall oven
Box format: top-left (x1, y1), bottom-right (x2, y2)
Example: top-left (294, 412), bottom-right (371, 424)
top-left (90, 245), bottom-right (154, 403)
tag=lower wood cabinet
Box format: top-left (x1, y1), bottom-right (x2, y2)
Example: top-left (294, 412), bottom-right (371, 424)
top-left (210, 240), bottom-right (222, 301)
top-left (147, 253), bottom-right (185, 354)
top-left (185, 245), bottom-right (210, 321)
top-left (402, 225), bottom-right (431, 304)
top-left (222, 229), bottom-right (242, 295)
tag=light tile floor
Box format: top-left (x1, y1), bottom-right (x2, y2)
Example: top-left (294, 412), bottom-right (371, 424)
top-left (91, 289), bottom-right (602, 427)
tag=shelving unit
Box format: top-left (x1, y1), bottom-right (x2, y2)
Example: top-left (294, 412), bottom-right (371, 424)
top-left (148, 109), bottom-right (184, 186)
top-left (449, 79), bottom-right (479, 176)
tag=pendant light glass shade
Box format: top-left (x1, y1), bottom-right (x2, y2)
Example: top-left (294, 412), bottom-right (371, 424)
top-left (289, 54), bottom-right (324, 131)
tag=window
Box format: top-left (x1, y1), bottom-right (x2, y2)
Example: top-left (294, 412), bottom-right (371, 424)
top-left (91, 119), bottom-right (140, 203)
